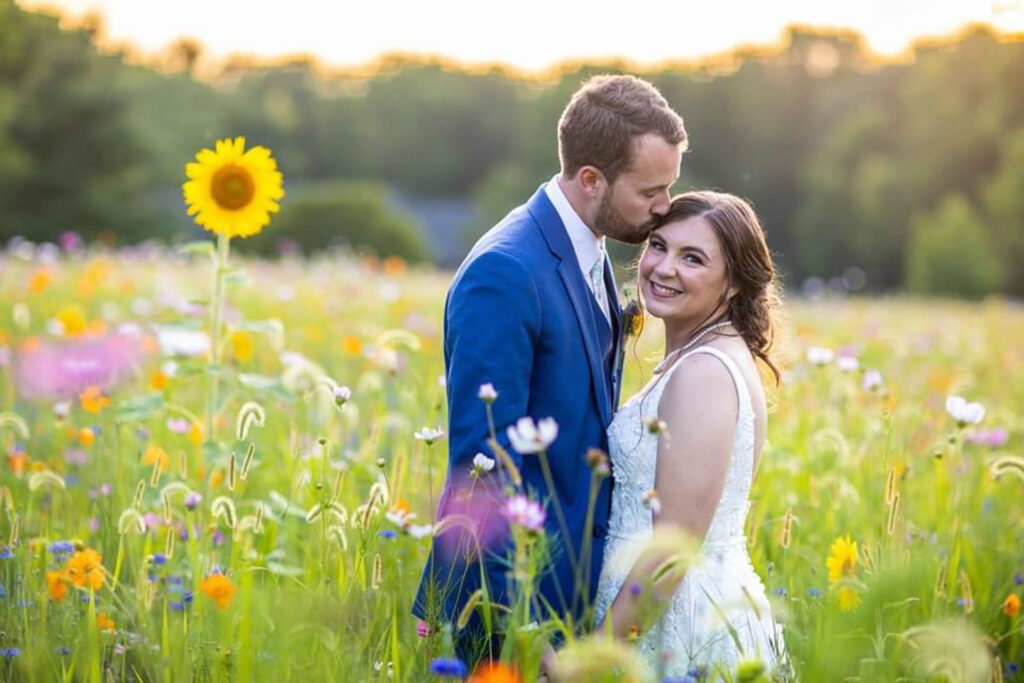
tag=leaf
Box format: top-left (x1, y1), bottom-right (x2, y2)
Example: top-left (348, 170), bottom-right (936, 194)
top-left (177, 240), bottom-right (215, 256)
top-left (115, 393), bottom-right (165, 422)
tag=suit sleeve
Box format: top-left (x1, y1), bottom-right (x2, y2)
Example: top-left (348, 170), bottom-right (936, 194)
top-left (445, 249), bottom-right (542, 474)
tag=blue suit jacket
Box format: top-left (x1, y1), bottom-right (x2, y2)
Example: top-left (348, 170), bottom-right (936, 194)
top-left (413, 185), bottom-right (624, 634)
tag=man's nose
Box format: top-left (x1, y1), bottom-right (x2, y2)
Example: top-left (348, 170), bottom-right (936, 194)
top-left (651, 191), bottom-right (671, 216)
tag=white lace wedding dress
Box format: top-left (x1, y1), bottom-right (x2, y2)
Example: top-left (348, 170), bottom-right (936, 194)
top-left (593, 346), bottom-right (786, 678)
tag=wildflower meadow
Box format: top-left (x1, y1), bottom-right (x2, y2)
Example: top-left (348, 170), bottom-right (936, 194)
top-left (0, 139), bottom-right (1021, 682)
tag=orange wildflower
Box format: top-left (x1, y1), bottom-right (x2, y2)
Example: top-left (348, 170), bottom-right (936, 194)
top-left (188, 423), bottom-right (203, 445)
top-left (1005, 593), bottom-right (1021, 617)
top-left (470, 663), bottom-right (522, 683)
top-left (392, 499), bottom-right (411, 515)
top-left (200, 573), bottom-right (236, 609)
top-left (96, 612), bottom-right (116, 633)
top-left (66, 548), bottom-right (105, 590)
top-left (83, 319), bottom-right (108, 337)
top-left (150, 370), bottom-right (168, 391)
top-left (7, 451), bottom-right (28, 477)
top-left (342, 335), bottom-right (363, 356)
top-left (79, 427), bottom-right (95, 446)
top-left (79, 386), bottom-right (111, 413)
top-left (210, 470), bottom-right (224, 490)
top-left (29, 268), bottom-right (52, 294)
top-left (47, 570), bottom-right (69, 601)
top-left (383, 256), bottom-right (407, 276)
top-left (142, 444), bottom-right (169, 470)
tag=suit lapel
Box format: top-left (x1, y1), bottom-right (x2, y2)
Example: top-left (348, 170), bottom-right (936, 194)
top-left (529, 188), bottom-right (613, 426)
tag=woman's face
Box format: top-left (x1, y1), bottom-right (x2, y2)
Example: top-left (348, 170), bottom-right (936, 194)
top-left (638, 215), bottom-right (733, 325)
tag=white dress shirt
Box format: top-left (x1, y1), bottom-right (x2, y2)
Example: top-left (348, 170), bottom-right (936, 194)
top-left (544, 175), bottom-right (611, 324)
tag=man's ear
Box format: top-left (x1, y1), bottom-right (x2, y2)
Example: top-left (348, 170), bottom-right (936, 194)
top-left (577, 166), bottom-right (606, 198)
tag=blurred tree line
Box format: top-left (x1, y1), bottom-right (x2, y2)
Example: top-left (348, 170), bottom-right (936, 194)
top-left (2, 0), bottom-right (1022, 296)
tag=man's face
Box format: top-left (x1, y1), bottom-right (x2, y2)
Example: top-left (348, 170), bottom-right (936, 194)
top-left (594, 133), bottom-right (682, 244)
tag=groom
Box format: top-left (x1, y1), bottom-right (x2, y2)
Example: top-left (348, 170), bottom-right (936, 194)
top-left (413, 74), bottom-right (687, 665)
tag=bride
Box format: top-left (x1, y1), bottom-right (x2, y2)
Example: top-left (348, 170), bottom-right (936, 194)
top-left (571, 191), bottom-right (787, 679)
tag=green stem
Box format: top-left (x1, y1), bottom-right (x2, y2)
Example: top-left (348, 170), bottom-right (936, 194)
top-left (536, 449), bottom-right (578, 576)
top-left (205, 234), bottom-right (231, 442)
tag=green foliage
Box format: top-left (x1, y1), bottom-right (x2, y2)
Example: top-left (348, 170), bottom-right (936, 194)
top-left (983, 129), bottom-right (1024, 294)
top-left (906, 195), bottom-right (1003, 298)
top-left (237, 180), bottom-right (430, 261)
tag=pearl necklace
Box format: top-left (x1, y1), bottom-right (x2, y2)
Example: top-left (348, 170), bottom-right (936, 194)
top-left (653, 320), bottom-right (733, 374)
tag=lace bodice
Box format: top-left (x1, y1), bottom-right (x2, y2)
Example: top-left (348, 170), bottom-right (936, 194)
top-left (593, 345), bottom-right (786, 678)
top-left (605, 345), bottom-right (755, 551)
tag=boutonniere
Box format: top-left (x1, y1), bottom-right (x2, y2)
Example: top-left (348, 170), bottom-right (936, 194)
top-left (619, 286), bottom-right (644, 341)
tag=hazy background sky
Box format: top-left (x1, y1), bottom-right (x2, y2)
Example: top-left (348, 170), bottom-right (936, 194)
top-left (18, 0), bottom-right (1024, 70)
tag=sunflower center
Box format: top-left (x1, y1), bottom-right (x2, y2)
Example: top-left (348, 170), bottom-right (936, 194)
top-left (211, 165), bottom-right (256, 210)
top-left (841, 557), bottom-right (854, 576)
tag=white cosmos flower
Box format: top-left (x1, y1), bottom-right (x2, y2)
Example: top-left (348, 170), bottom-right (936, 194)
top-left (806, 346), bottom-right (835, 366)
top-left (836, 356), bottom-right (859, 372)
top-left (472, 453), bottom-right (495, 473)
top-left (862, 370), bottom-right (883, 391)
top-left (477, 383), bottom-right (498, 403)
top-left (155, 326), bottom-right (211, 357)
top-left (407, 524), bottom-right (433, 539)
top-left (946, 395), bottom-right (985, 425)
top-left (413, 427), bottom-right (445, 445)
top-left (506, 417), bottom-right (559, 454)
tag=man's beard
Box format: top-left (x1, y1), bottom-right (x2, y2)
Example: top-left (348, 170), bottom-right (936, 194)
top-left (594, 191), bottom-right (656, 245)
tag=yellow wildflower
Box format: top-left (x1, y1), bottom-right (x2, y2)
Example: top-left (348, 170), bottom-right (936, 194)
top-left (142, 444), bottom-right (169, 470)
top-left (183, 137), bottom-right (284, 239)
top-left (827, 535), bottom-right (858, 582)
top-left (230, 331), bottom-right (254, 362)
top-left (56, 305), bottom-right (87, 337)
top-left (150, 370), bottom-right (168, 391)
top-left (837, 587), bottom-right (861, 611)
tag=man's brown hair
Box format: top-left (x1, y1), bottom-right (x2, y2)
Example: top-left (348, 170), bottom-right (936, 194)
top-left (558, 74), bottom-right (688, 183)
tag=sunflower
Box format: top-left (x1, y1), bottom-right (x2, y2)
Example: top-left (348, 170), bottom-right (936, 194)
top-left (183, 137), bottom-right (284, 239)
top-left (826, 534), bottom-right (858, 582)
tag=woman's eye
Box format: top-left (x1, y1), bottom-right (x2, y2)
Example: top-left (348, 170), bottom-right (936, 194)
top-left (683, 254), bottom-right (702, 264)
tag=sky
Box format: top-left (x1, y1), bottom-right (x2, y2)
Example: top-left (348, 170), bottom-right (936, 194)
top-left (17, 0), bottom-right (1024, 72)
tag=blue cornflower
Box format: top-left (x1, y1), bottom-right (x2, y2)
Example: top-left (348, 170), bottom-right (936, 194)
top-left (629, 582), bottom-right (643, 597)
top-left (427, 657), bottom-right (467, 678)
top-left (150, 554), bottom-right (168, 565)
top-left (0, 547), bottom-right (15, 559)
top-left (49, 541), bottom-right (75, 555)
top-left (807, 587), bottom-right (823, 598)
top-left (1014, 571), bottom-right (1023, 586)
top-left (773, 587), bottom-right (787, 597)
top-left (56, 647), bottom-right (71, 656)
top-left (169, 601), bottom-right (186, 612)
top-left (1, 648), bottom-right (20, 657)
top-left (378, 529), bottom-right (397, 540)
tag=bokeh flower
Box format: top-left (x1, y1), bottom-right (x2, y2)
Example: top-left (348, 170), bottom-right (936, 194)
top-left (96, 612), bottom-right (116, 633)
top-left (826, 535), bottom-right (857, 582)
top-left (1004, 593), bottom-right (1020, 616)
top-left (945, 395), bottom-right (985, 426)
top-left (46, 571), bottom-right (68, 601)
top-left (183, 137), bottom-right (284, 239)
top-left (501, 495), bottom-right (545, 532)
top-left (200, 572), bottom-right (237, 610)
top-left (428, 657), bottom-right (467, 678)
top-left (506, 416), bottom-right (558, 454)
top-left (837, 586), bottom-right (861, 611)
top-left (66, 548), bottom-right (105, 590)
top-left (477, 383), bottom-right (498, 404)
top-left (470, 662), bottom-right (522, 683)
top-left (78, 386), bottom-right (110, 414)
top-left (806, 346), bottom-right (834, 366)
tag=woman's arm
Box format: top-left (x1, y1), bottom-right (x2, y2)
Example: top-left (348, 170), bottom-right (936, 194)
top-left (593, 352), bottom-right (739, 639)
